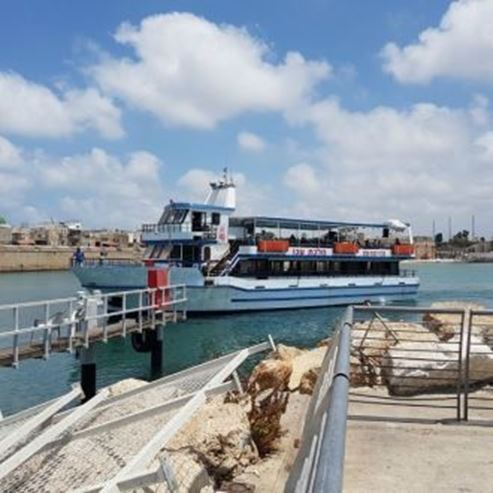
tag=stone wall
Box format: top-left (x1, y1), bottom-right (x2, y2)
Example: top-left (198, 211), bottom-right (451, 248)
top-left (0, 246), bottom-right (142, 272)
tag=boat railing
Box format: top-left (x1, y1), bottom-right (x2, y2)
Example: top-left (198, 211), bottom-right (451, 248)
top-left (141, 223), bottom-right (192, 234)
top-left (71, 258), bottom-right (142, 268)
top-left (229, 270), bottom-right (416, 279)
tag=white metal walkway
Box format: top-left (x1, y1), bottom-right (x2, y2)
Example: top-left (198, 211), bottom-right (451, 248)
top-left (0, 339), bottom-right (274, 492)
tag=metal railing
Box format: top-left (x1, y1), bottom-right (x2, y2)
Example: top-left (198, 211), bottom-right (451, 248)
top-left (72, 258), bottom-right (142, 267)
top-left (288, 303), bottom-right (493, 492)
top-left (285, 307), bottom-right (352, 493)
top-left (0, 285), bottom-right (187, 368)
top-left (141, 223), bottom-right (192, 234)
top-left (351, 305), bottom-right (466, 421)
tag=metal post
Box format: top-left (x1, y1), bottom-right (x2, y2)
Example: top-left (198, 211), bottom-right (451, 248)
top-left (43, 302), bottom-right (51, 360)
top-left (102, 296), bottom-right (108, 343)
top-left (80, 344), bottom-right (97, 402)
top-left (312, 309), bottom-right (352, 493)
top-left (456, 310), bottom-right (465, 421)
top-left (68, 299), bottom-right (75, 353)
top-left (138, 291), bottom-right (143, 333)
top-left (150, 325), bottom-right (163, 378)
top-left (122, 293), bottom-right (127, 338)
top-left (464, 310), bottom-right (474, 421)
top-left (12, 306), bottom-right (19, 368)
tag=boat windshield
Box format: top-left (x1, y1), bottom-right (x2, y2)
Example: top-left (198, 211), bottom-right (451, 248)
top-left (158, 207), bottom-right (188, 225)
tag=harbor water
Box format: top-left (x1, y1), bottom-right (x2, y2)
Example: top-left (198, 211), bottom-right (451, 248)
top-left (0, 262), bottom-right (492, 416)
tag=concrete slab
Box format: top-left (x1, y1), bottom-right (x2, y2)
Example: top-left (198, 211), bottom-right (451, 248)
top-left (344, 386), bottom-right (493, 493)
top-left (344, 420), bottom-right (493, 493)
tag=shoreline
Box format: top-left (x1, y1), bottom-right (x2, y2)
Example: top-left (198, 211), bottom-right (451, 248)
top-left (0, 245), bottom-right (142, 273)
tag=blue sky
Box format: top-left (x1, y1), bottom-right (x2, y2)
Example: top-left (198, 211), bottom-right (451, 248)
top-left (0, 0), bottom-right (492, 236)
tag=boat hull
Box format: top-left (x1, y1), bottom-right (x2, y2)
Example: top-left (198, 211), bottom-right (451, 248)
top-left (72, 264), bottom-right (419, 313)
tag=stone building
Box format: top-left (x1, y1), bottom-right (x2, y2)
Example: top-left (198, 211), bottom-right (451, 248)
top-left (0, 223), bottom-right (12, 244)
top-left (413, 236), bottom-right (437, 260)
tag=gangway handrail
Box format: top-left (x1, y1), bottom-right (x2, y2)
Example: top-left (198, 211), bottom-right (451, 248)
top-left (0, 284), bottom-right (188, 368)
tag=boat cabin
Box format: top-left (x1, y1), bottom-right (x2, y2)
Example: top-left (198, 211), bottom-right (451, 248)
top-left (140, 171), bottom-right (414, 278)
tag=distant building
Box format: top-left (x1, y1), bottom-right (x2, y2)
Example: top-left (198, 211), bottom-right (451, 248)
top-left (11, 228), bottom-right (34, 245)
top-left (413, 236), bottom-right (436, 260)
top-left (0, 223), bottom-right (12, 244)
top-left (30, 223), bottom-right (70, 246)
top-left (79, 230), bottom-right (137, 250)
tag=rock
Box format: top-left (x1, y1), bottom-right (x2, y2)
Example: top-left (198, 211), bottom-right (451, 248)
top-left (170, 395), bottom-right (258, 482)
top-left (274, 344), bottom-right (305, 361)
top-left (104, 378), bottom-right (147, 397)
top-left (154, 451), bottom-right (213, 492)
top-left (235, 392), bottom-right (311, 493)
top-left (423, 312), bottom-right (457, 341)
top-left (289, 347), bottom-right (326, 391)
top-left (471, 312), bottom-right (493, 349)
top-left (248, 359), bottom-right (292, 392)
top-left (382, 332), bottom-right (493, 396)
top-left (423, 301), bottom-right (493, 349)
top-left (459, 333), bottom-right (493, 382)
top-left (316, 337), bottom-right (332, 348)
top-left (350, 319), bottom-right (416, 387)
top-left (298, 367), bottom-right (320, 395)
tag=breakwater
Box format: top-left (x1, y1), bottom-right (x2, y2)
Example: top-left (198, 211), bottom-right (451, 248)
top-left (0, 245), bottom-right (142, 272)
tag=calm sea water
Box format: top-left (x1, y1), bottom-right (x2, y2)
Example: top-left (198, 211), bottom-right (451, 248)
top-left (0, 263), bottom-right (492, 416)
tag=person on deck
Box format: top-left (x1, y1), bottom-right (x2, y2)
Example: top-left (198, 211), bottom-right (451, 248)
top-left (73, 247), bottom-right (85, 266)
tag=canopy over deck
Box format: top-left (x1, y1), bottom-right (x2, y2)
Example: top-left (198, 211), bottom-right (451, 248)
top-left (230, 215), bottom-right (404, 232)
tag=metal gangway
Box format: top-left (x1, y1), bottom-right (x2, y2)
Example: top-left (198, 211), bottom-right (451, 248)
top-left (0, 339), bottom-right (275, 492)
top-left (0, 284), bottom-right (187, 368)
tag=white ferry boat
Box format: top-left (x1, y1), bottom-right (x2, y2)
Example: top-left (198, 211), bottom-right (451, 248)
top-left (72, 172), bottom-right (419, 312)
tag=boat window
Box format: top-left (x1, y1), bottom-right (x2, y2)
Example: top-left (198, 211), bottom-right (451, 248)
top-left (172, 209), bottom-right (188, 223)
top-left (158, 207), bottom-right (172, 225)
top-left (212, 212), bottom-right (221, 225)
top-left (144, 246), bottom-right (154, 259)
top-left (192, 211), bottom-right (204, 231)
top-left (169, 244), bottom-right (182, 260)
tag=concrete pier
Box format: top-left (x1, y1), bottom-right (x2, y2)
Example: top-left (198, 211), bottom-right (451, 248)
top-left (344, 387), bottom-right (493, 492)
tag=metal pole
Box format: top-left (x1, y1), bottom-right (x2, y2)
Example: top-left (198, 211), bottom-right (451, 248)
top-left (80, 344), bottom-right (97, 402)
top-left (464, 310), bottom-right (474, 421)
top-left (150, 325), bottom-right (163, 378)
top-left (456, 310), bottom-right (465, 421)
top-left (312, 309), bottom-right (352, 493)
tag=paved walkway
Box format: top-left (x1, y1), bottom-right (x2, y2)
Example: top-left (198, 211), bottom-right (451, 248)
top-left (344, 387), bottom-right (493, 493)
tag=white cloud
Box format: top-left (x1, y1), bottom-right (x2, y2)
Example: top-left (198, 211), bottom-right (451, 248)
top-left (177, 169), bottom-right (217, 202)
top-left (0, 135), bottom-right (23, 168)
top-left (37, 148), bottom-right (163, 227)
top-left (91, 12), bottom-right (330, 129)
top-left (177, 168), bottom-right (275, 215)
top-left (284, 163), bottom-right (321, 195)
top-left (0, 72), bottom-right (123, 138)
top-left (237, 131), bottom-right (266, 152)
top-left (0, 147), bottom-right (163, 228)
top-left (382, 0), bottom-right (493, 83)
top-left (284, 97), bottom-right (493, 233)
